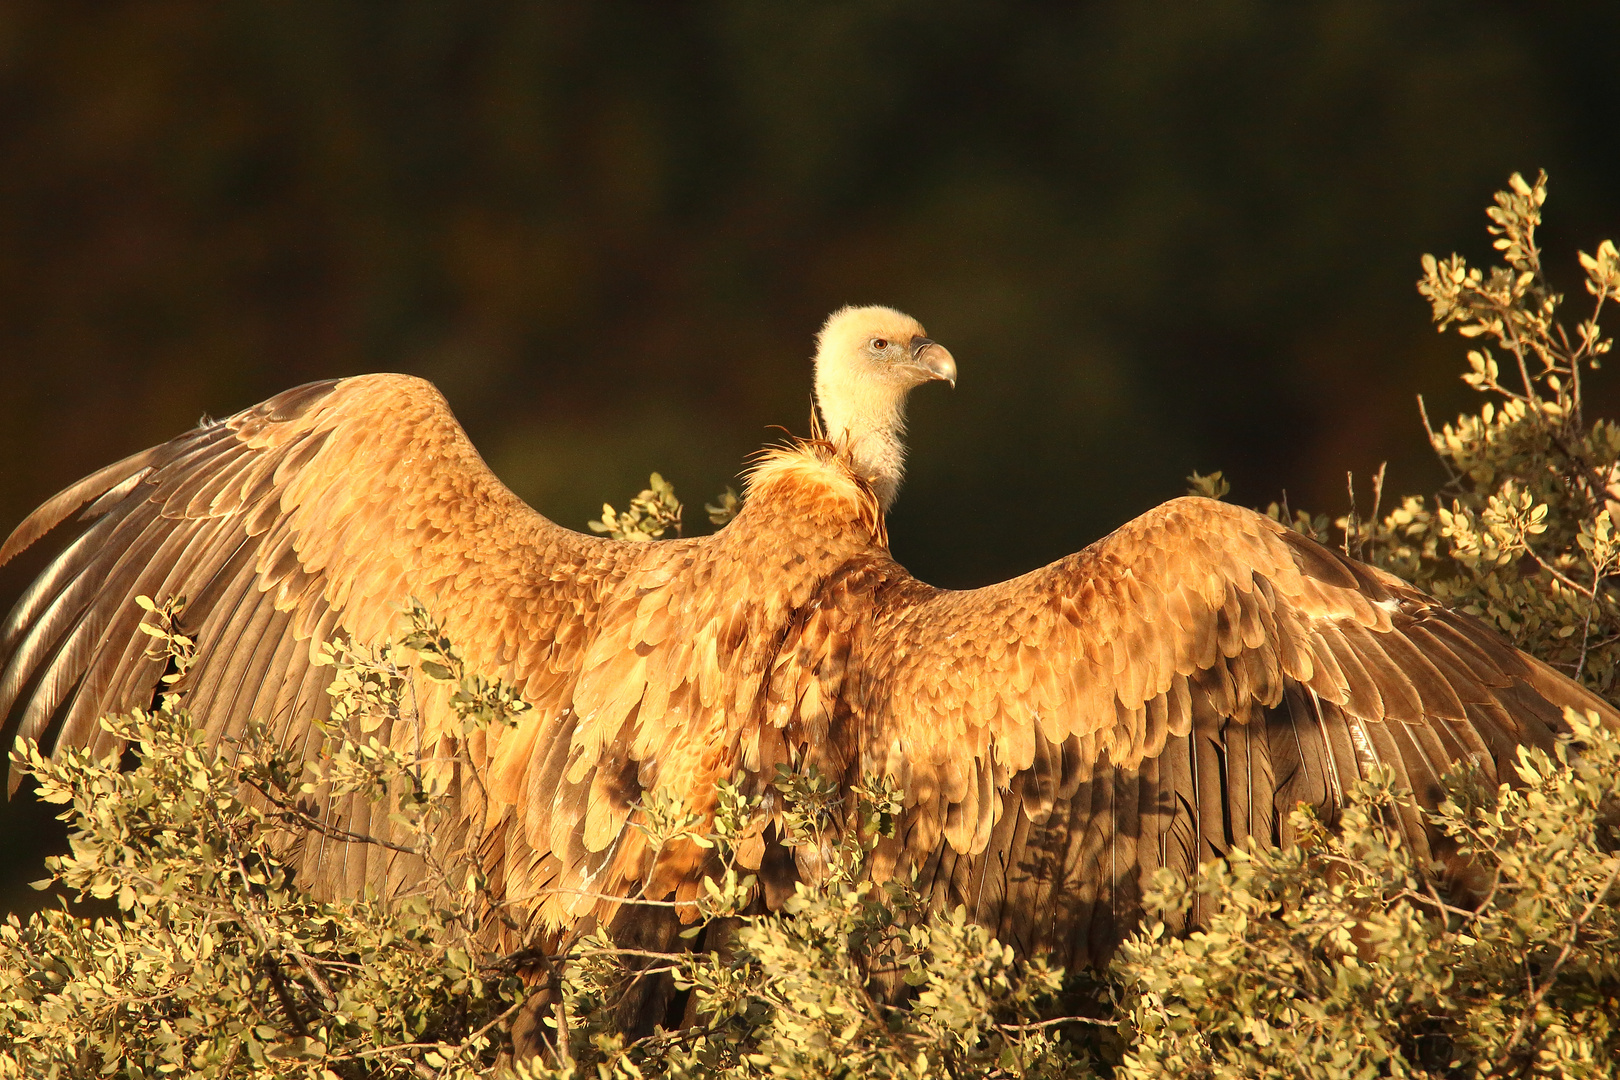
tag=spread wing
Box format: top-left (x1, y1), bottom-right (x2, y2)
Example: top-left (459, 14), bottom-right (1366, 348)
top-left (0, 375), bottom-right (842, 941)
top-left (788, 496), bottom-right (1618, 967)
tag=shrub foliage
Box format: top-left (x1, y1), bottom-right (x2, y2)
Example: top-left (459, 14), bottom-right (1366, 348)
top-left (3, 175), bottom-right (1619, 1078)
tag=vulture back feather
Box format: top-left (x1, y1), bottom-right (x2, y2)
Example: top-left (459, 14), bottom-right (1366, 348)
top-left (2, 307), bottom-right (1616, 983)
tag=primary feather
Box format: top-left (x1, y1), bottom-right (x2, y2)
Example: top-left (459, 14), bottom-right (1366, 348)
top-left (2, 305), bottom-right (1614, 980)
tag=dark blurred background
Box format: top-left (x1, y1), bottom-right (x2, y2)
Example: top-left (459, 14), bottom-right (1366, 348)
top-left (2, 1), bottom-right (1618, 913)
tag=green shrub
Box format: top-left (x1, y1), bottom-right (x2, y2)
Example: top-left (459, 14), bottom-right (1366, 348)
top-left (1, 602), bottom-right (532, 1078)
top-left (1344, 171), bottom-right (1620, 701)
top-left (1115, 716), bottom-right (1620, 1079)
top-left (4, 174), bottom-right (1619, 1078)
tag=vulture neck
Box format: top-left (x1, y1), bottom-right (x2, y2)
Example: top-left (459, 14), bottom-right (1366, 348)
top-left (815, 377), bottom-right (908, 512)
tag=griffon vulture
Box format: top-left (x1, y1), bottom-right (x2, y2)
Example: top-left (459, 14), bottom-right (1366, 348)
top-left (3, 305), bottom-right (1615, 979)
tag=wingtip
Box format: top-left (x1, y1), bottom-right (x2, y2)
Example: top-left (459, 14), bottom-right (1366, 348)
top-left (0, 448), bottom-right (161, 568)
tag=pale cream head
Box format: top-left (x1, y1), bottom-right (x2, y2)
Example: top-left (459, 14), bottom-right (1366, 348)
top-left (812, 305), bottom-right (956, 510)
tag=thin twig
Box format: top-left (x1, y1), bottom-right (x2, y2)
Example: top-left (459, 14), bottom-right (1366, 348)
top-left (466, 998), bottom-right (527, 1046)
top-left (535, 944), bottom-right (573, 1070)
top-left (1418, 395), bottom-right (1461, 485)
top-left (1502, 289), bottom-right (1543, 409)
top-left (247, 779), bottom-right (426, 858)
top-left (498, 884), bottom-right (703, 911)
top-left (262, 955), bottom-right (309, 1037)
top-left (1564, 320), bottom-right (1587, 429)
top-left (1391, 884), bottom-right (1489, 922)
top-left (995, 1015), bottom-right (1119, 1031)
top-left (1345, 471), bottom-right (1359, 558)
top-left (570, 947), bottom-right (693, 963)
top-left (1369, 461), bottom-right (1387, 535)
top-left (1576, 561), bottom-right (1603, 682)
top-left (1526, 549), bottom-right (1598, 600)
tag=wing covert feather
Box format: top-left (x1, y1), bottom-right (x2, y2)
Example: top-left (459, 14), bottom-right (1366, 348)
top-left (825, 496), bottom-right (1620, 964)
top-left (1, 405), bottom-right (890, 947)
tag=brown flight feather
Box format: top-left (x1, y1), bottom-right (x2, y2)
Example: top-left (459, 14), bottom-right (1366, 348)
top-left (2, 304), bottom-right (1616, 983)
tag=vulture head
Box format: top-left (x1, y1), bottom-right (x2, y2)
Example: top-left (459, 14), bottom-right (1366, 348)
top-left (812, 304), bottom-right (956, 510)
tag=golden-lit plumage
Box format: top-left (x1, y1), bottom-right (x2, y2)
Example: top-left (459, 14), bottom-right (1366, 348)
top-left (2, 306), bottom-right (1615, 981)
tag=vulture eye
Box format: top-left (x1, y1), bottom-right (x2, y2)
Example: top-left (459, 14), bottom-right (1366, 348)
top-left (871, 338), bottom-right (890, 350)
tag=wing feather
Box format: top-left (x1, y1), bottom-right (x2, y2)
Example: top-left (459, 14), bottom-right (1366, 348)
top-left (1, 381), bottom-right (887, 949)
top-left (0, 508), bottom-right (132, 656)
top-left (813, 495), bottom-right (1620, 965)
top-left (0, 448), bottom-right (165, 566)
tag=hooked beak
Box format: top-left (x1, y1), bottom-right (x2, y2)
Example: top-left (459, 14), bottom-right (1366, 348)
top-left (909, 336), bottom-right (957, 387)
